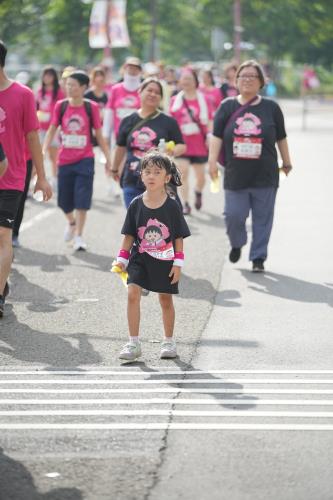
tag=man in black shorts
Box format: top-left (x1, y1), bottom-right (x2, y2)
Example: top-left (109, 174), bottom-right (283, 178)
top-left (0, 40), bottom-right (52, 317)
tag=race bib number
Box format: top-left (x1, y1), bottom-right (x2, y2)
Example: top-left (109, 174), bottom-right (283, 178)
top-left (62, 134), bottom-right (87, 149)
top-left (143, 241), bottom-right (175, 261)
top-left (233, 137), bottom-right (262, 159)
top-left (181, 122), bottom-right (200, 135)
top-left (117, 108), bottom-right (136, 120)
top-left (37, 110), bottom-right (51, 123)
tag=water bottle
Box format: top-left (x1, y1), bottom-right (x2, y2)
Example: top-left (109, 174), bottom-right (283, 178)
top-left (158, 138), bottom-right (166, 153)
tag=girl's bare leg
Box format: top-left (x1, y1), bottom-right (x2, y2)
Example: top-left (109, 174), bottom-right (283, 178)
top-left (159, 293), bottom-right (175, 338)
top-left (128, 285), bottom-right (142, 337)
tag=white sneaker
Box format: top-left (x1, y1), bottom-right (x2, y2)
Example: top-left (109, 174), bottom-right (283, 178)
top-left (119, 342), bottom-right (142, 361)
top-left (73, 236), bottom-right (87, 251)
top-left (64, 223), bottom-right (76, 242)
top-left (160, 341), bottom-right (177, 359)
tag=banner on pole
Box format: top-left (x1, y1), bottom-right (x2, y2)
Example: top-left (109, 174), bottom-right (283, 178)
top-left (89, 0), bottom-right (109, 48)
top-left (108, 0), bottom-right (131, 48)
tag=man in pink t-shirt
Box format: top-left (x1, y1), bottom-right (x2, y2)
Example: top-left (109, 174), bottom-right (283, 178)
top-left (44, 70), bottom-right (112, 251)
top-left (102, 57), bottom-right (142, 146)
top-left (0, 40), bottom-right (52, 317)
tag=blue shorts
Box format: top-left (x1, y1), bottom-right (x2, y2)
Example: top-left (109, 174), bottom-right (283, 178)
top-left (58, 158), bottom-right (95, 213)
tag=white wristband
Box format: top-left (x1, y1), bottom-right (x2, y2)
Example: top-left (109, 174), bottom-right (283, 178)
top-left (173, 259), bottom-right (184, 267)
top-left (117, 256), bottom-right (129, 268)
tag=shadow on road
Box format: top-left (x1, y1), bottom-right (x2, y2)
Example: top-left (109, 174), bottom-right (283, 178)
top-left (180, 274), bottom-right (242, 308)
top-left (0, 309), bottom-right (101, 368)
top-left (126, 360), bottom-right (258, 410)
top-left (72, 251), bottom-right (112, 273)
top-left (240, 270), bottom-right (333, 307)
top-left (14, 248), bottom-right (70, 273)
top-left (0, 447), bottom-right (82, 500)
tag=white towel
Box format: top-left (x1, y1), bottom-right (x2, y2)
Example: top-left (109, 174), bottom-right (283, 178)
top-left (171, 90), bottom-right (209, 125)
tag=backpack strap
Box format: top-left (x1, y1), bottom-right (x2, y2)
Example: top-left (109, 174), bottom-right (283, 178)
top-left (58, 99), bottom-right (69, 127)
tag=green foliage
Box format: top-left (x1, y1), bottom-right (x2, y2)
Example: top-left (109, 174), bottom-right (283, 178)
top-left (0, 0), bottom-right (332, 68)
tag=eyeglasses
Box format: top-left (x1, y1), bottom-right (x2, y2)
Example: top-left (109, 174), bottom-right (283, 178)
top-left (237, 74), bottom-right (259, 81)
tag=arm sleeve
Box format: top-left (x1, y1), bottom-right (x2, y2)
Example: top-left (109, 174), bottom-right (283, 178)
top-left (212, 100), bottom-right (231, 139)
top-left (91, 102), bottom-right (102, 129)
top-left (102, 108), bottom-right (113, 137)
top-left (167, 117), bottom-right (184, 144)
top-left (172, 201), bottom-right (191, 239)
top-left (121, 202), bottom-right (137, 237)
top-left (23, 89), bottom-right (39, 135)
top-left (0, 143), bottom-right (5, 162)
top-left (51, 101), bottom-right (61, 126)
top-left (273, 102), bottom-right (287, 141)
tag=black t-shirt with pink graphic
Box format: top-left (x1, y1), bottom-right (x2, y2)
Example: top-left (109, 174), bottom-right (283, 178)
top-left (213, 97), bottom-right (286, 190)
top-left (121, 195), bottom-right (190, 294)
top-left (117, 111), bottom-right (184, 188)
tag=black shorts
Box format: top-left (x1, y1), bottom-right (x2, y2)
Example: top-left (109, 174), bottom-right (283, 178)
top-left (178, 155), bottom-right (208, 164)
top-left (0, 190), bottom-right (22, 229)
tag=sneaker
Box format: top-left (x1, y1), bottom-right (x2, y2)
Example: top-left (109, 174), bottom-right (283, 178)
top-left (3, 281), bottom-right (9, 299)
top-left (119, 341), bottom-right (142, 361)
top-left (252, 259), bottom-right (265, 272)
top-left (182, 202), bottom-right (191, 216)
top-left (160, 341), bottom-right (177, 359)
top-left (64, 222), bottom-right (76, 242)
top-left (194, 191), bottom-right (202, 210)
top-left (73, 236), bottom-right (87, 252)
top-left (12, 235), bottom-right (20, 248)
top-left (229, 247), bottom-right (241, 263)
top-left (0, 296), bottom-right (4, 318)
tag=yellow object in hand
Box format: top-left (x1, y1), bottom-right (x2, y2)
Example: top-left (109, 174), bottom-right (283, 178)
top-left (166, 140), bottom-right (175, 153)
top-left (111, 261), bottom-right (128, 287)
top-left (210, 170), bottom-right (221, 193)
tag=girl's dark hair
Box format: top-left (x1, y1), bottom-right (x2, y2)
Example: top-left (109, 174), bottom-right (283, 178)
top-left (41, 66), bottom-right (60, 101)
top-left (0, 40), bottom-right (7, 68)
top-left (235, 59), bottom-right (266, 88)
top-left (203, 69), bottom-right (215, 86)
top-left (139, 77), bottom-right (163, 98)
top-left (140, 150), bottom-right (182, 187)
top-left (143, 225), bottom-right (162, 238)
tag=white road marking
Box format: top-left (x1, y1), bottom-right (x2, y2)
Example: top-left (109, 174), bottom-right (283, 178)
top-left (0, 379), bottom-right (332, 384)
top-left (1, 388), bottom-right (333, 394)
top-left (20, 208), bottom-right (57, 233)
top-left (0, 370), bottom-right (332, 375)
top-left (1, 398), bottom-right (332, 406)
top-left (1, 423), bottom-right (333, 430)
top-left (0, 410), bottom-right (332, 417)
top-left (75, 299), bottom-right (99, 303)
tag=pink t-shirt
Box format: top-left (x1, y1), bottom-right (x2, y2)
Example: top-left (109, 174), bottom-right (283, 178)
top-left (0, 81), bottom-right (39, 191)
top-left (36, 87), bottom-right (65, 130)
top-left (199, 85), bottom-right (221, 114)
top-left (51, 100), bottom-right (102, 166)
top-left (106, 83), bottom-right (140, 137)
top-left (170, 95), bottom-right (211, 157)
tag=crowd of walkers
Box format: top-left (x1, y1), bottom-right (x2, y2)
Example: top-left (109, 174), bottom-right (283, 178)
top-left (0, 39), bottom-right (292, 360)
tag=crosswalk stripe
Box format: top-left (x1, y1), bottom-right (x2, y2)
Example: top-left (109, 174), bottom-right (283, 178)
top-left (0, 388), bottom-right (332, 394)
top-left (0, 410), bottom-right (332, 417)
top-left (0, 379), bottom-right (332, 384)
top-left (1, 398), bottom-right (332, 406)
top-left (0, 423), bottom-right (333, 430)
top-left (0, 370), bottom-right (333, 375)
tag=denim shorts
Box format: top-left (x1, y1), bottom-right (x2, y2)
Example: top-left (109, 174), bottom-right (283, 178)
top-left (58, 158), bottom-right (95, 213)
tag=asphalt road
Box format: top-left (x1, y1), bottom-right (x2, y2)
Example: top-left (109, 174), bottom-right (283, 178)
top-left (0, 99), bottom-right (332, 500)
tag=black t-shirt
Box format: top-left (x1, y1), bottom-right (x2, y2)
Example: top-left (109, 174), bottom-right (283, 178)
top-left (121, 195), bottom-right (190, 294)
top-left (117, 111), bottom-right (184, 188)
top-left (213, 97), bottom-right (287, 190)
top-left (84, 89), bottom-right (108, 108)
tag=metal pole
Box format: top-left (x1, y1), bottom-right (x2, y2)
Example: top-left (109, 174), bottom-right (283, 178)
top-left (233, 0), bottom-right (241, 65)
top-left (150, 0), bottom-right (157, 61)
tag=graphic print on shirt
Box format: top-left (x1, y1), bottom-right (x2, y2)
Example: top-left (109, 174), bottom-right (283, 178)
top-left (117, 95), bottom-right (139, 120)
top-left (0, 107), bottom-right (6, 134)
top-left (131, 127), bottom-right (157, 159)
top-left (137, 218), bottom-right (174, 260)
top-left (62, 114), bottom-right (87, 149)
top-left (180, 107), bottom-right (200, 136)
top-left (233, 112), bottom-right (263, 160)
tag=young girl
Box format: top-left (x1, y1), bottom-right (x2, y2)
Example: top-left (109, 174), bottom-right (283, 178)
top-left (115, 150), bottom-right (190, 361)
